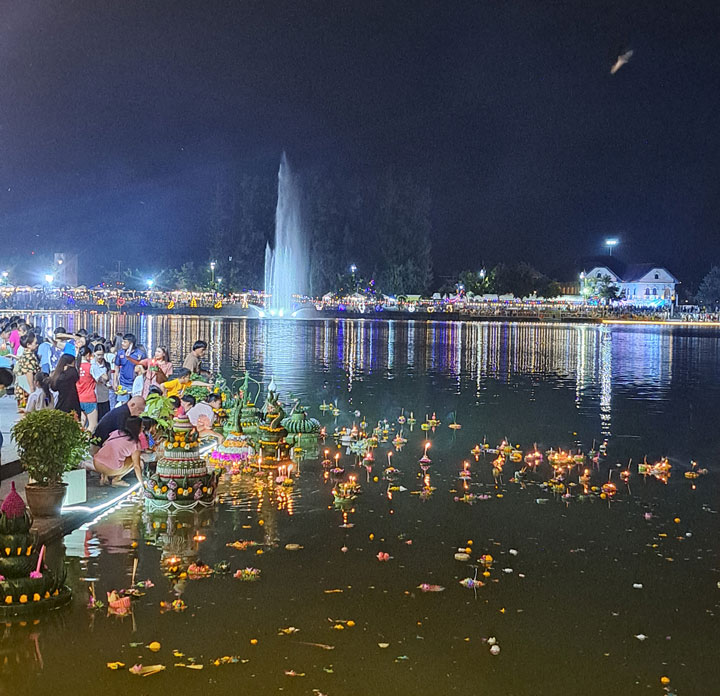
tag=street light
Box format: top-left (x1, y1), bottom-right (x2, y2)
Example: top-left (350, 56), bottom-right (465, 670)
top-left (146, 279), bottom-right (154, 289)
top-left (605, 238), bottom-right (619, 256)
top-left (579, 272), bottom-right (587, 308)
top-left (350, 264), bottom-right (357, 275)
top-left (210, 261), bottom-right (216, 285)
top-left (44, 274), bottom-right (54, 284)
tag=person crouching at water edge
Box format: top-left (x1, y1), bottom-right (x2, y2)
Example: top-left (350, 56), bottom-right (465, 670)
top-left (181, 393), bottom-right (223, 441)
top-left (81, 416), bottom-right (145, 487)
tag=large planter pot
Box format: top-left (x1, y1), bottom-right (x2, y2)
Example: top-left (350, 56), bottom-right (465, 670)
top-left (24, 483), bottom-right (68, 518)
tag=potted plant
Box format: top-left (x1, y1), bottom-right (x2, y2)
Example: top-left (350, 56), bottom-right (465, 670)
top-left (12, 410), bottom-right (90, 518)
top-left (143, 392), bottom-right (176, 440)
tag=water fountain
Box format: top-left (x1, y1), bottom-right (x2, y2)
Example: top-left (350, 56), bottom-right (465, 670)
top-left (264, 153), bottom-right (309, 316)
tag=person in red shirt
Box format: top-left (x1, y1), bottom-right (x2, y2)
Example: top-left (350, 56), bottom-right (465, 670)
top-left (76, 346), bottom-right (98, 431)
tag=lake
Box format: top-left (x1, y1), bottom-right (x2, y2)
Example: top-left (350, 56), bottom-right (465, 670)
top-left (2, 313), bottom-right (718, 696)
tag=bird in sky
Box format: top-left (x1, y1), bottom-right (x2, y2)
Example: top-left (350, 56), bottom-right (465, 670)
top-left (610, 49), bottom-right (633, 74)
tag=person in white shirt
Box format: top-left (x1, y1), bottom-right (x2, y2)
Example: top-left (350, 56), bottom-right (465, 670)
top-left (24, 371), bottom-right (55, 414)
top-left (131, 363), bottom-right (146, 397)
top-left (181, 393), bottom-right (222, 440)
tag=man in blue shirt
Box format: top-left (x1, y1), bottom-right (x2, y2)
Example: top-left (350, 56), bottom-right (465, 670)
top-left (37, 337), bottom-right (53, 373)
top-left (51, 328), bottom-right (76, 365)
top-left (114, 333), bottom-right (142, 404)
top-left (0, 324), bottom-right (14, 369)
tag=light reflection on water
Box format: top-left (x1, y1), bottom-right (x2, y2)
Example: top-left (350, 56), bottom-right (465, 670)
top-left (3, 314), bottom-right (720, 696)
top-left (12, 312), bottom-right (720, 459)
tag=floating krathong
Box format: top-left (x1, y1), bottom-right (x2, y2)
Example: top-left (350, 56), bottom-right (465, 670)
top-left (234, 567), bottom-right (261, 581)
top-left (187, 561), bottom-right (213, 579)
top-left (419, 442), bottom-right (432, 471)
top-left (417, 583), bottom-right (445, 592)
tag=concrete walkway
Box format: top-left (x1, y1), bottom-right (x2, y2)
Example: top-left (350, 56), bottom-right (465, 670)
top-left (0, 395), bottom-right (143, 542)
top-left (0, 470), bottom-right (141, 543)
top-left (0, 393), bottom-right (19, 469)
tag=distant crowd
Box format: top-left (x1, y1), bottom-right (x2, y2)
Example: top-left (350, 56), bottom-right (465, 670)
top-left (0, 315), bottom-right (222, 486)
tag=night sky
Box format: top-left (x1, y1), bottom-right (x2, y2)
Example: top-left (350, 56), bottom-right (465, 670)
top-left (1, 1), bottom-right (718, 285)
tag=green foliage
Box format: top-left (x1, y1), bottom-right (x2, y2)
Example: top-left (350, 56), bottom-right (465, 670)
top-left (207, 175), bottom-right (274, 291)
top-left (696, 266), bottom-right (720, 307)
top-left (165, 262), bottom-right (212, 292)
top-left (458, 269), bottom-right (493, 295)
top-left (492, 262), bottom-right (556, 298)
top-left (143, 393), bottom-right (176, 437)
top-left (12, 410), bottom-right (90, 486)
top-left (184, 374), bottom-right (211, 401)
top-left (585, 274), bottom-right (620, 302)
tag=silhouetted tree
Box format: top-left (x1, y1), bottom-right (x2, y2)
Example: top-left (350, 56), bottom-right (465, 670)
top-left (696, 266), bottom-right (720, 307)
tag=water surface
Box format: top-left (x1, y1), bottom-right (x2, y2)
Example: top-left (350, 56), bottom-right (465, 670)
top-left (2, 315), bottom-right (719, 696)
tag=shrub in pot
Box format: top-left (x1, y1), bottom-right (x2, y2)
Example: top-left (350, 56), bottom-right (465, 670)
top-left (12, 410), bottom-right (90, 518)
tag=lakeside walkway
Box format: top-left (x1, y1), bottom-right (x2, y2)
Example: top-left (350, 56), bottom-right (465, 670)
top-left (0, 394), bottom-right (19, 470)
top-left (1, 395), bottom-right (140, 544)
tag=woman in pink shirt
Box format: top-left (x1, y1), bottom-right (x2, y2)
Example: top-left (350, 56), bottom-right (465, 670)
top-left (89, 416), bottom-right (144, 487)
top-left (140, 346), bottom-right (173, 397)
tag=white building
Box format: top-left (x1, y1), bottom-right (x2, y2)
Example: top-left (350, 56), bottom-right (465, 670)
top-left (583, 262), bottom-right (679, 306)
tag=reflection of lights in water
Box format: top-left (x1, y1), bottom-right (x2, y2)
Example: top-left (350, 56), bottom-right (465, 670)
top-left (387, 321), bottom-right (395, 374)
top-left (454, 323), bottom-right (462, 392)
top-left (599, 328), bottom-right (612, 438)
top-left (575, 325), bottom-right (587, 406)
top-left (407, 321), bottom-right (415, 368)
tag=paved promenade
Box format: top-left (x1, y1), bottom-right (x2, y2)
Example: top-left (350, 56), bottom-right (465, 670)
top-left (0, 393), bottom-right (19, 469)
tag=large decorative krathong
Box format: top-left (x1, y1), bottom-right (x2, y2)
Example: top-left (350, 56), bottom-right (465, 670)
top-left (282, 403), bottom-right (321, 458)
top-left (143, 415), bottom-right (220, 510)
top-left (211, 374), bottom-right (322, 470)
top-left (257, 378), bottom-right (291, 462)
top-left (0, 483), bottom-right (71, 616)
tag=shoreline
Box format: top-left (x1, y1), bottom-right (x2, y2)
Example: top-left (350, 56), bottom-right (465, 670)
top-left (4, 305), bottom-right (720, 327)
top-left (4, 304), bottom-right (601, 324)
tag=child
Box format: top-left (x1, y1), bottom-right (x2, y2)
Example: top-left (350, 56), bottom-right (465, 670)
top-left (103, 340), bottom-right (118, 409)
top-left (76, 346), bottom-right (98, 431)
top-left (24, 371), bottom-right (54, 413)
top-left (132, 363), bottom-right (146, 397)
top-left (91, 346), bottom-right (111, 419)
top-left (160, 368), bottom-right (212, 399)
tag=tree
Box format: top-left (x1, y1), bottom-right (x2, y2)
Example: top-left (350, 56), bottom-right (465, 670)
top-left (458, 270), bottom-right (492, 295)
top-left (166, 262), bottom-right (210, 291)
top-left (696, 266), bottom-right (720, 307)
top-left (584, 274), bottom-right (620, 302)
top-left (208, 173), bottom-right (275, 291)
top-left (492, 262), bottom-right (555, 298)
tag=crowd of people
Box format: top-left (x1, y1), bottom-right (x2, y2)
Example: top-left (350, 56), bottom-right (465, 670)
top-left (0, 315), bottom-right (221, 487)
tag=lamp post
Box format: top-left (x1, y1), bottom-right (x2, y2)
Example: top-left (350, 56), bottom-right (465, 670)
top-left (350, 264), bottom-right (357, 292)
top-left (605, 238), bottom-right (619, 256)
top-left (146, 279), bottom-right (154, 289)
top-left (210, 261), bottom-right (216, 287)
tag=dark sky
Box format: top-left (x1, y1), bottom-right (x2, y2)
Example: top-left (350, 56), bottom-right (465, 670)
top-left (1, 1), bottom-right (719, 285)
